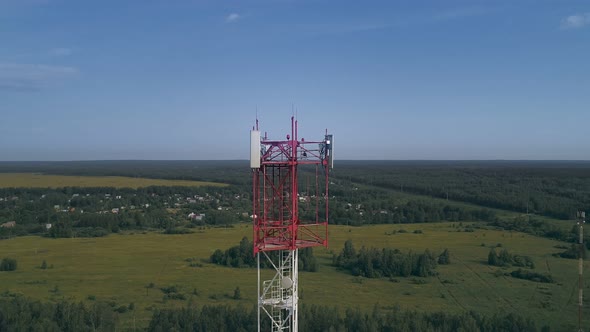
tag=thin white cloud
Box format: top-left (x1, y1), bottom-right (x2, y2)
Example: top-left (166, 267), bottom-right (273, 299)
top-left (49, 47), bottom-right (72, 57)
top-left (561, 13), bottom-right (590, 29)
top-left (434, 7), bottom-right (489, 21)
top-left (226, 13), bottom-right (240, 23)
top-left (0, 63), bottom-right (78, 91)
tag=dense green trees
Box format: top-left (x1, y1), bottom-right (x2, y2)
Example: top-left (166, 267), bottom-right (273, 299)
top-left (510, 269), bottom-right (554, 283)
top-left (334, 160), bottom-right (589, 220)
top-left (299, 247), bottom-right (319, 272)
top-left (333, 240), bottom-right (440, 278)
top-left (0, 258), bottom-right (17, 271)
top-left (490, 217), bottom-right (577, 242)
top-left (488, 248), bottom-right (535, 268)
top-left (438, 248), bottom-right (451, 265)
top-left (0, 294), bottom-right (559, 331)
top-left (210, 237), bottom-right (319, 272)
top-left (556, 243), bottom-right (586, 259)
top-left (210, 236), bottom-right (256, 268)
top-left (0, 296), bottom-right (118, 331)
top-left (147, 302), bottom-right (548, 331)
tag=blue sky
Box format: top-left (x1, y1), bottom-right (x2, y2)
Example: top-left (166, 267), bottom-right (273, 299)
top-left (1, 0), bottom-right (589, 160)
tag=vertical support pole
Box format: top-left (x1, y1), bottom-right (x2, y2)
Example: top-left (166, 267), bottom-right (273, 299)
top-left (292, 248), bottom-right (298, 332)
top-left (578, 210), bottom-right (586, 332)
top-left (257, 252), bottom-right (261, 332)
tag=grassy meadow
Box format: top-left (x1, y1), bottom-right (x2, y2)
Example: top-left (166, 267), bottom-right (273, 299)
top-left (0, 222), bottom-right (585, 330)
top-left (0, 173), bottom-right (228, 188)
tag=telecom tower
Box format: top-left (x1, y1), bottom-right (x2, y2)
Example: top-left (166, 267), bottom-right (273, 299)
top-left (250, 117), bottom-right (333, 332)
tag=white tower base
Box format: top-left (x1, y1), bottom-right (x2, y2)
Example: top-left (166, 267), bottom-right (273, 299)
top-left (257, 249), bottom-right (299, 332)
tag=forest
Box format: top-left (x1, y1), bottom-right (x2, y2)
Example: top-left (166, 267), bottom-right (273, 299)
top-left (333, 240), bottom-right (443, 278)
top-left (333, 160), bottom-right (590, 220)
top-left (0, 295), bottom-right (548, 332)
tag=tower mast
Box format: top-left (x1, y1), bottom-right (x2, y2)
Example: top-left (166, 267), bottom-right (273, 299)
top-left (251, 117), bottom-right (333, 332)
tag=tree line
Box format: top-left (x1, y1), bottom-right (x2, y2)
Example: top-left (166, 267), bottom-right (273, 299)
top-left (487, 248), bottom-right (535, 268)
top-left (147, 302), bottom-right (551, 332)
top-left (333, 160), bottom-right (590, 220)
top-left (0, 293), bottom-right (564, 331)
top-left (0, 295), bottom-right (118, 331)
top-left (490, 216), bottom-right (590, 250)
top-left (210, 237), bottom-right (319, 272)
top-left (333, 240), bottom-right (448, 278)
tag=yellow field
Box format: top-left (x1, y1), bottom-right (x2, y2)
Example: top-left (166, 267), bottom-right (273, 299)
top-left (0, 223), bottom-right (585, 330)
top-left (0, 173), bottom-right (228, 188)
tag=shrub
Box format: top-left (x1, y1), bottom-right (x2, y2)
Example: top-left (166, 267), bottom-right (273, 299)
top-left (115, 305), bottom-right (128, 313)
top-left (510, 269), bottom-right (554, 283)
top-left (74, 227), bottom-right (109, 238)
top-left (163, 227), bottom-right (193, 235)
top-left (163, 293), bottom-right (186, 301)
top-left (488, 248), bottom-right (534, 268)
top-left (555, 243), bottom-right (586, 260)
top-left (233, 286), bottom-right (241, 300)
top-left (438, 249), bottom-right (451, 265)
top-left (160, 285), bottom-right (178, 294)
top-left (0, 258), bottom-right (17, 271)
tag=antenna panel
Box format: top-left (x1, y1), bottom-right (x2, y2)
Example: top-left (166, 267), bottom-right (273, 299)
top-left (250, 130), bottom-right (261, 168)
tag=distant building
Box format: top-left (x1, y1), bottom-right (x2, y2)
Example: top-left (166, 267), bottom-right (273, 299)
top-left (112, 208), bottom-right (120, 214)
top-left (1, 221), bottom-right (16, 228)
top-left (188, 212), bottom-right (205, 221)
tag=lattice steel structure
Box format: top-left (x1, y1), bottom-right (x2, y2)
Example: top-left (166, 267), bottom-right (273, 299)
top-left (250, 117), bottom-right (332, 332)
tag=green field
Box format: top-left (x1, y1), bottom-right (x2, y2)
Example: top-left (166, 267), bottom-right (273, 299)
top-left (0, 223), bottom-right (585, 330)
top-left (0, 173), bottom-right (228, 188)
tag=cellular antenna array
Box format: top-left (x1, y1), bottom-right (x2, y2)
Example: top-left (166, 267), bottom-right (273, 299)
top-left (250, 117), bottom-right (333, 332)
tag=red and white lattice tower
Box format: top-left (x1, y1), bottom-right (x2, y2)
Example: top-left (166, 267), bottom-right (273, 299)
top-left (250, 117), bottom-right (333, 332)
